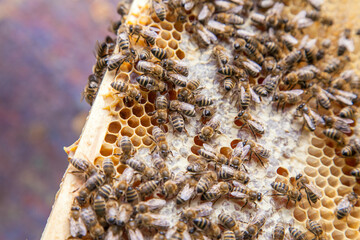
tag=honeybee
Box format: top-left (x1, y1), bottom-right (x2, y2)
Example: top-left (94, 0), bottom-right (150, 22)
top-left (137, 75), bottom-right (167, 92)
top-left (82, 74), bottom-right (99, 106)
top-left (218, 65), bottom-right (247, 78)
top-left (339, 106), bottom-right (356, 119)
top-left (229, 141), bottom-right (250, 170)
top-left (162, 172), bottom-right (187, 198)
top-left (76, 172), bottom-right (105, 205)
top-left (81, 206), bottom-right (105, 239)
top-left (152, 153), bottom-right (171, 181)
top-left (152, 0), bottom-right (166, 21)
top-left (97, 184), bottom-right (113, 200)
top-left (222, 230), bottom-right (236, 240)
top-left (250, 12), bottom-right (266, 26)
top-left (136, 60), bottom-right (166, 78)
top-left (218, 165), bottom-right (249, 185)
top-left (69, 200), bottom-right (87, 238)
top-left (191, 22), bottom-right (218, 48)
top-left (166, 219), bottom-right (191, 240)
top-left (105, 225), bottom-right (123, 240)
top-left (304, 39), bottom-right (318, 63)
top-left (350, 168), bottom-right (360, 179)
top-left (135, 198), bottom-right (167, 214)
top-left (107, 50), bottom-right (137, 72)
top-left (127, 219), bottom-right (145, 240)
top-left (181, 202), bottom-right (214, 222)
top-left (263, 56), bottom-right (277, 73)
top-left (127, 158), bottom-right (157, 180)
top-left (289, 227), bottom-right (307, 240)
top-left (295, 174), bottom-right (323, 205)
top-left (342, 138), bottom-right (360, 157)
top-left (265, 41), bottom-right (281, 59)
top-left (114, 167), bottom-right (134, 198)
top-left (93, 194), bottom-right (105, 218)
top-left (202, 181), bottom-right (231, 202)
top-left (148, 94), bottom-right (169, 125)
top-left (198, 144), bottom-right (229, 168)
top-left (169, 100), bottom-right (196, 117)
top-left (243, 43), bottom-right (264, 65)
top-left (151, 47), bottom-right (168, 60)
top-left (230, 181), bottom-right (262, 209)
top-left (154, 231), bottom-right (166, 240)
top-left (213, 45), bottom-right (230, 66)
top-left (186, 158), bottom-right (208, 173)
top-left (322, 114), bottom-right (353, 134)
top-left (169, 112), bottom-right (187, 135)
top-left (186, 94), bottom-right (213, 108)
top-left (278, 50), bottom-right (303, 70)
top-left (105, 194), bottom-right (119, 224)
top-left (214, 12), bottom-right (244, 26)
top-left (324, 58), bottom-right (342, 73)
top-left (235, 110), bottom-right (265, 140)
top-left (245, 212), bottom-right (266, 239)
top-left (218, 212), bottom-right (238, 231)
top-left (201, 106), bottom-right (216, 122)
top-left (233, 38), bottom-right (246, 50)
top-left (192, 217), bottom-right (221, 239)
top-left (139, 47), bottom-right (152, 61)
top-left (177, 79), bottom-right (201, 103)
top-left (198, 116), bottom-right (221, 142)
top-left (306, 84), bottom-right (333, 110)
top-left (336, 192), bottom-right (359, 219)
top-left (326, 87), bottom-right (357, 106)
top-left (323, 128), bottom-right (345, 145)
top-left (176, 179), bottom-right (197, 205)
top-left (294, 103), bottom-right (317, 131)
top-left (273, 89), bottom-right (304, 112)
top-left (196, 171), bottom-right (217, 194)
top-left (129, 25), bottom-right (159, 45)
top-left (264, 75), bottom-right (280, 96)
top-left (102, 158), bottom-right (116, 182)
top-left (271, 181), bottom-right (302, 206)
top-left (198, 3), bottom-right (215, 22)
top-left (281, 33), bottom-right (298, 51)
top-left (135, 213), bottom-right (170, 229)
top-left (150, 126), bottom-right (171, 159)
top-left (126, 186), bottom-right (139, 204)
top-left (161, 59), bottom-right (189, 77)
top-left (273, 222), bottom-right (285, 240)
top-left (235, 57), bottom-right (262, 77)
top-left (115, 136), bottom-right (135, 164)
top-left (167, 73), bottom-right (187, 87)
top-left (306, 219), bottom-right (323, 238)
top-left (69, 157), bottom-right (97, 177)
top-left (138, 180), bottom-right (160, 197)
top-left (206, 19), bottom-right (235, 38)
top-left (111, 81), bottom-right (142, 103)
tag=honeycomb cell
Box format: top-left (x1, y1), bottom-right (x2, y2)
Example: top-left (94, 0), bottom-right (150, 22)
top-left (147, 91), bottom-right (157, 103)
top-left (191, 145), bottom-right (201, 155)
top-left (304, 166), bottom-right (317, 177)
top-left (321, 197), bottom-right (335, 209)
top-left (314, 127), bottom-right (324, 138)
top-left (174, 21), bottom-right (184, 32)
top-left (100, 144), bottom-right (113, 157)
top-left (276, 167), bottom-right (289, 177)
top-left (160, 21), bottom-right (173, 31)
top-left (128, 116), bottom-right (140, 128)
top-left (114, 102), bottom-right (123, 112)
top-left (347, 216), bottom-right (360, 229)
top-left (176, 49), bottom-right (185, 59)
top-left (306, 156), bottom-right (320, 167)
top-left (145, 103), bottom-right (155, 114)
top-left (323, 146), bottom-right (334, 157)
top-left (161, 31), bottom-right (171, 40)
top-left (324, 186), bottom-right (336, 198)
top-left (147, 126), bottom-right (154, 135)
top-left (332, 230), bottom-right (345, 240)
top-left (124, 99), bottom-right (135, 108)
top-left (156, 38), bottom-right (167, 48)
top-left (115, 73), bottom-right (130, 82)
top-left (230, 139), bottom-right (241, 149)
top-left (140, 116), bottom-right (151, 127)
top-left (328, 176), bottom-right (339, 188)
top-left (308, 146), bottom-right (323, 158)
top-left (333, 156), bottom-right (345, 167)
top-left (318, 166), bottom-right (330, 177)
top-left (330, 166), bottom-right (341, 177)
top-left (172, 31), bottom-right (181, 41)
top-left (121, 126), bottom-right (134, 137)
top-left (108, 121), bottom-right (122, 133)
top-left (307, 208), bottom-right (320, 220)
top-left (131, 136), bottom-right (142, 147)
top-left (193, 136), bottom-right (204, 146)
top-left (339, 175), bottom-right (354, 187)
top-left (345, 229), bottom-right (359, 239)
top-left (135, 126), bottom-right (146, 137)
top-left (168, 39), bottom-right (178, 50)
top-left (132, 105), bottom-right (144, 117)
top-left (165, 13), bottom-right (176, 22)
top-left (116, 164), bottom-right (127, 174)
top-left (345, 157), bottom-right (358, 167)
top-left (120, 62), bottom-right (133, 73)
top-left (350, 208), bottom-right (360, 218)
top-left (105, 134), bottom-right (117, 144)
top-left (166, 48), bottom-right (175, 58)
top-left (320, 208), bottom-right (334, 220)
top-left (311, 137), bottom-right (325, 148)
top-left (293, 208), bottom-right (306, 222)
top-left (142, 136), bottom-right (153, 146)
top-left (94, 156), bottom-right (104, 167)
top-left (220, 147), bottom-right (232, 158)
top-left (333, 218), bottom-right (347, 231)
top-left (320, 157), bottom-right (332, 166)
top-left (120, 108), bottom-right (132, 119)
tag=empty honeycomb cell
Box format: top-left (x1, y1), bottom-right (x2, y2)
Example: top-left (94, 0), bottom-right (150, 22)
top-left (124, 99), bottom-right (135, 108)
top-left (147, 126), bottom-right (154, 135)
top-left (311, 137), bottom-right (325, 148)
top-left (168, 39), bottom-right (178, 50)
top-left (276, 167), bottom-right (289, 177)
top-left (347, 216), bottom-right (360, 229)
top-left (321, 197), bottom-right (335, 209)
top-left (293, 208), bottom-right (306, 222)
top-left (304, 166), bottom-right (318, 177)
top-left (341, 165), bottom-right (353, 176)
top-left (165, 13), bottom-right (176, 22)
top-left (105, 134), bottom-right (117, 144)
top-left (142, 136), bottom-right (153, 146)
top-left (147, 91), bottom-right (157, 103)
top-left (318, 165), bottom-right (330, 177)
top-left (320, 157), bottom-right (332, 166)
top-left (333, 218), bottom-right (347, 231)
top-left (323, 146), bottom-right (335, 157)
top-left (100, 144), bottom-right (113, 157)
top-left (128, 116), bottom-right (140, 128)
top-left (333, 156), bottom-right (345, 167)
top-left (94, 156), bottom-right (104, 167)
top-left (160, 21), bottom-right (173, 31)
top-left (120, 62), bottom-right (133, 73)
top-left (156, 38), bottom-right (167, 48)
top-left (324, 186), bottom-right (336, 198)
top-left (345, 229), bottom-right (359, 239)
top-left (220, 147), bottom-right (232, 158)
top-left (330, 166), bottom-right (341, 177)
top-left (314, 127), bottom-right (325, 139)
top-left (108, 121), bottom-right (122, 133)
top-left (120, 108), bottom-right (132, 119)
top-left (131, 136), bottom-right (142, 147)
top-left (350, 208), bottom-right (360, 218)
top-left (114, 102), bottom-right (123, 112)
top-left (120, 126), bottom-right (134, 137)
top-left (132, 104), bottom-right (144, 117)
top-left (306, 156), bottom-right (320, 167)
top-left (345, 157), bottom-right (358, 167)
top-left (135, 126), bottom-right (146, 137)
top-left (140, 116), bottom-right (151, 127)
top-left (161, 31), bottom-right (171, 40)
top-left (187, 155), bottom-right (198, 162)
top-left (174, 21), bottom-right (184, 32)
top-left (332, 230), bottom-right (345, 240)
top-left (116, 164), bottom-right (127, 174)
top-left (145, 103), bottom-right (155, 114)
top-left (193, 136), bottom-right (204, 146)
top-left (339, 175), bottom-right (355, 187)
top-left (115, 73), bottom-right (130, 82)
top-left (320, 208), bottom-right (334, 220)
top-left (327, 176), bottom-right (339, 188)
top-left (176, 49), bottom-right (185, 59)
top-left (191, 145), bottom-right (201, 155)
top-left (307, 208), bottom-right (320, 220)
top-left (172, 31), bottom-right (181, 41)
top-left (308, 146), bottom-right (323, 158)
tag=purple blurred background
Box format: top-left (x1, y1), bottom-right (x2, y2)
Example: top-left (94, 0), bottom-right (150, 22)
top-left (0, 0), bottom-right (119, 238)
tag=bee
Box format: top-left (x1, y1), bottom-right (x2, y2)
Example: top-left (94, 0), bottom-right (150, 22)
top-left (126, 186), bottom-right (139, 204)
top-left (201, 106), bottom-right (216, 123)
top-left (161, 59), bottom-right (189, 77)
top-left (214, 13), bottom-right (244, 26)
top-left (350, 168), bottom-right (360, 179)
top-left (191, 22), bottom-right (218, 48)
top-left (115, 136), bottom-right (135, 164)
top-left (93, 194), bottom-right (106, 217)
top-left (222, 230), bottom-right (236, 240)
top-left (116, 29), bottom-right (130, 53)
top-left (229, 141), bottom-right (249, 170)
top-left (250, 12), bottom-right (266, 26)
top-left (186, 158), bottom-right (208, 173)
top-left (246, 212), bottom-right (266, 239)
top-left (252, 84), bottom-right (268, 98)
top-left (154, 231), bottom-right (166, 240)
top-left (230, 181), bottom-right (262, 209)
top-left (136, 60), bottom-right (166, 78)
top-left (152, 154), bottom-right (171, 181)
top-left (169, 112), bottom-right (187, 134)
top-left (167, 73), bottom-right (187, 87)
top-left (218, 64), bottom-right (247, 78)
top-left (294, 103), bottom-right (317, 131)
top-left (114, 167), bottom-right (134, 198)
top-left (136, 75), bottom-right (156, 89)
top-left (95, 41), bottom-right (109, 59)
top-left (196, 171), bottom-right (217, 194)
top-left (69, 200), bottom-right (87, 238)
top-left (162, 172), bottom-right (187, 198)
top-left (263, 56), bottom-right (277, 73)
top-left (264, 75), bottom-right (279, 96)
top-left (244, 43), bottom-right (264, 65)
top-left (339, 106), bottom-right (356, 119)
top-left (304, 39), bottom-right (318, 64)
top-left (81, 206), bottom-right (105, 239)
top-left (181, 202), bottom-right (213, 224)
top-left (307, 84), bottom-right (333, 110)
top-left (129, 25), bottom-right (159, 45)
top-left (218, 212), bottom-right (237, 231)
top-left (336, 192), bottom-right (359, 219)
top-left (111, 81), bottom-right (142, 103)
top-left (265, 41), bottom-right (281, 58)
top-left (278, 50), bottom-right (302, 70)
top-left (82, 74), bottom-right (100, 106)
top-left (102, 158), bottom-right (116, 182)
top-left (233, 38), bottom-right (246, 50)
top-left (135, 199), bottom-right (167, 213)
top-left (271, 181), bottom-right (302, 206)
top-left (193, 217), bottom-right (221, 239)
top-left (127, 158), bottom-right (157, 180)
top-left (152, 0), bottom-right (166, 21)
top-left (139, 47), bottom-right (152, 60)
top-left (107, 50), bottom-right (137, 72)
top-left (273, 223), bottom-right (285, 240)
top-left (176, 179), bottom-right (196, 205)
top-left (198, 144), bottom-right (229, 168)
top-left (342, 138), bottom-right (360, 157)
top-left (105, 194), bottom-right (119, 224)
top-left (326, 87), bottom-right (357, 106)
top-left (244, 139), bottom-right (270, 167)
top-left (116, 1), bottom-right (130, 17)
top-left (323, 128), bottom-right (345, 145)
top-left (289, 227), bottom-right (307, 240)
top-left (177, 79), bottom-right (201, 103)
top-left (324, 58), bottom-right (342, 73)
top-left (198, 2), bottom-right (215, 22)
top-left (97, 184), bottom-right (112, 200)
top-left (281, 33), bottom-right (298, 51)
top-left (127, 219), bottom-right (145, 240)
top-left (202, 181), bottom-right (231, 202)
top-left (235, 110), bottom-right (265, 140)
top-left (167, 219), bottom-right (191, 240)
top-left (135, 213), bottom-right (170, 229)
top-left (236, 57), bottom-right (262, 77)
top-left (213, 45), bottom-right (230, 66)
top-left (206, 19), bottom-right (235, 38)
top-left (105, 225), bottom-right (123, 240)
top-left (295, 174), bottom-right (323, 205)
top-left (305, 10), bottom-right (320, 21)
top-left (306, 219), bottom-right (323, 238)
top-left (273, 89), bottom-right (304, 112)
top-left (76, 172), bottom-right (105, 205)
top-left (151, 47), bottom-right (168, 60)
top-left (169, 100), bottom-right (196, 117)
top-left (138, 180), bottom-right (160, 197)
top-left (198, 116), bottom-right (221, 142)
top-left (151, 126), bottom-right (171, 159)
top-left (218, 165), bottom-right (249, 185)
top-left (322, 115), bottom-right (353, 134)
top-left (148, 94), bottom-right (168, 125)
top-left (69, 157), bottom-right (97, 177)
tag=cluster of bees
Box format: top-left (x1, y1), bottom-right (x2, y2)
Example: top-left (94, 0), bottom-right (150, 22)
top-left (73, 0), bottom-right (360, 239)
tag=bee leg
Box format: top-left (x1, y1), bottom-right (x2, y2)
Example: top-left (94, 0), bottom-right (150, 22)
top-left (241, 200), bottom-right (248, 210)
top-left (286, 195), bottom-right (291, 207)
top-left (150, 145), bottom-right (158, 154)
top-left (248, 125), bottom-right (258, 141)
top-left (276, 101), bottom-right (281, 112)
top-left (281, 102), bottom-right (286, 112)
top-left (241, 164), bottom-right (248, 173)
top-left (254, 152), bottom-right (265, 167)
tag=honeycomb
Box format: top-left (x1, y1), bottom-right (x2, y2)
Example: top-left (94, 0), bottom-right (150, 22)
top-left (42, 0), bottom-right (360, 239)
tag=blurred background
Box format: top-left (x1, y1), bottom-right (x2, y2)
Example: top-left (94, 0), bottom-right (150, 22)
top-left (0, 0), bottom-right (119, 238)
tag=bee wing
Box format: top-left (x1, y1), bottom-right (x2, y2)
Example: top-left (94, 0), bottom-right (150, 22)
top-left (282, 34), bottom-right (298, 45)
top-left (266, 2), bottom-right (284, 14)
top-left (70, 218), bottom-right (87, 238)
top-left (128, 229), bottom-right (145, 240)
top-left (144, 198), bottom-right (167, 211)
top-left (333, 116), bottom-right (354, 124)
top-left (249, 87), bottom-right (261, 103)
top-left (230, 191), bottom-right (247, 199)
top-left (180, 102), bottom-right (196, 111)
top-left (108, 53), bottom-right (126, 65)
top-left (337, 197), bottom-right (352, 210)
top-left (282, 89), bottom-right (304, 96)
top-left (231, 142), bottom-right (245, 158)
top-left (236, 29), bottom-right (255, 38)
top-left (310, 110), bottom-right (325, 125)
top-left (207, 20), bottom-right (227, 32)
top-left (334, 119), bottom-right (352, 134)
top-left (198, 4), bottom-right (211, 21)
top-left (206, 183), bottom-right (221, 194)
top-left (144, 28), bottom-right (160, 38)
top-left (322, 89), bottom-right (337, 100)
top-left (166, 228), bottom-right (176, 239)
top-left (203, 143), bottom-right (217, 153)
top-left (304, 182), bottom-right (323, 198)
top-left (182, 0), bottom-right (195, 11)
top-left (303, 112), bottom-right (316, 129)
top-left (244, 59), bottom-right (262, 73)
top-left (335, 95), bottom-right (354, 106)
top-left (180, 183), bottom-right (195, 201)
top-left (202, 27), bottom-right (218, 43)
top-left (308, 0), bottom-right (324, 10)
top-left (119, 167), bottom-right (135, 184)
top-left (195, 202), bottom-right (214, 217)
top-left (221, 164), bottom-right (235, 175)
top-left (240, 85), bottom-right (247, 103)
top-left (248, 120), bottom-right (265, 133)
top-left (240, 145), bottom-right (250, 159)
top-left (339, 36), bottom-right (355, 52)
top-left (336, 89), bottom-right (357, 100)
